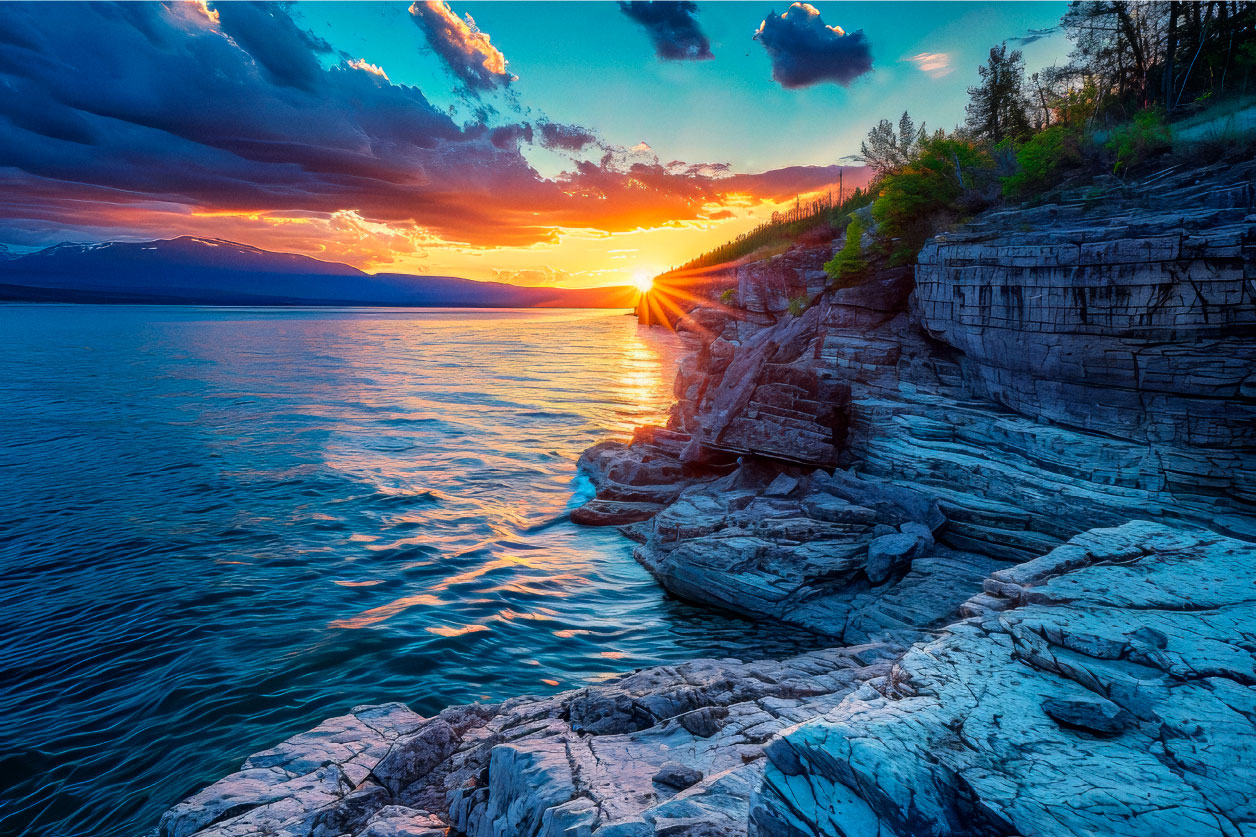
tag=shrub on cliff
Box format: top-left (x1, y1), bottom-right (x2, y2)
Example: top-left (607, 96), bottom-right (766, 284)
top-left (824, 217), bottom-right (869, 288)
top-left (872, 136), bottom-right (994, 265)
top-left (1002, 125), bottom-right (1086, 199)
top-left (1107, 109), bottom-right (1171, 175)
top-left (786, 294), bottom-right (809, 316)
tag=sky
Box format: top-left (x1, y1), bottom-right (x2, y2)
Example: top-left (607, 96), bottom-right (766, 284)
top-left (0, 1), bottom-right (1073, 288)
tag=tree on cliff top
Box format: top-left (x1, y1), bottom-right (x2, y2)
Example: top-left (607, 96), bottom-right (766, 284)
top-left (965, 43), bottom-right (1033, 144)
top-left (873, 136), bottom-right (995, 265)
top-left (860, 113), bottom-right (928, 176)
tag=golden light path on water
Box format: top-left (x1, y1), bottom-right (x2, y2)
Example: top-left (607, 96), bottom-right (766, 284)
top-left (311, 308), bottom-right (677, 632)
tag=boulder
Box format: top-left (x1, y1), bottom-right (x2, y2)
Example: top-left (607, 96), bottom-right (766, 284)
top-left (653, 762), bottom-right (704, 790)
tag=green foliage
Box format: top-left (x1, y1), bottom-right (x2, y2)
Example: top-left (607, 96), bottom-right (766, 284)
top-left (1107, 108), bottom-right (1171, 174)
top-left (786, 294), bottom-right (809, 316)
top-left (1001, 125), bottom-right (1084, 199)
top-left (673, 188), bottom-right (870, 274)
top-left (719, 288), bottom-right (736, 304)
top-left (872, 136), bottom-right (993, 265)
top-left (823, 217), bottom-right (868, 287)
top-left (1052, 79), bottom-right (1100, 127)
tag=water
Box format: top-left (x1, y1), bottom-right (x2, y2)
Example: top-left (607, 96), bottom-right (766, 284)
top-left (0, 305), bottom-right (817, 837)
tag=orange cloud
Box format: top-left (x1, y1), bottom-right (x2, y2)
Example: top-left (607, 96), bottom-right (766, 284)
top-left (908, 51), bottom-right (953, 78)
top-left (409, 1), bottom-right (514, 91)
top-left (345, 58), bottom-right (389, 81)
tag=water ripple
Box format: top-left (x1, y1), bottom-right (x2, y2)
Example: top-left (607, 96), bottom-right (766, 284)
top-left (0, 306), bottom-right (820, 837)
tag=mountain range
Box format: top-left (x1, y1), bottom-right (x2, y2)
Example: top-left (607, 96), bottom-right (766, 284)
top-left (0, 237), bottom-right (638, 308)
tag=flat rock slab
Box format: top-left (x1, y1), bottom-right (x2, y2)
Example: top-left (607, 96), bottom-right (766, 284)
top-left (571, 499), bottom-right (664, 526)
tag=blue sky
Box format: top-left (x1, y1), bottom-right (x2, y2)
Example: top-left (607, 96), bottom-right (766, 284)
top-left (297, 2), bottom-right (1072, 171)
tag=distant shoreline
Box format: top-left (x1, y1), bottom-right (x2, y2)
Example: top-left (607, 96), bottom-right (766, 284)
top-left (0, 284), bottom-right (635, 310)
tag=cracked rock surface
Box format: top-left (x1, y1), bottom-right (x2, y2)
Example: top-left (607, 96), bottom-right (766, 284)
top-left (751, 521), bottom-right (1256, 837)
top-left (155, 646), bottom-right (898, 837)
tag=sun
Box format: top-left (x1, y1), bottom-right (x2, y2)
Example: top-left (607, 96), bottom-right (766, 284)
top-left (633, 272), bottom-right (655, 293)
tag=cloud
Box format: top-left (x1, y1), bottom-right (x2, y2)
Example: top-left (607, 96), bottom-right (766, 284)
top-left (0, 3), bottom-right (863, 257)
top-left (1011, 26), bottom-right (1059, 46)
top-left (213, 1), bottom-right (333, 92)
top-left (907, 51), bottom-right (952, 79)
top-left (346, 58), bottom-right (390, 81)
top-left (538, 122), bottom-right (598, 152)
top-left (408, 0), bottom-right (514, 92)
top-left (488, 122), bottom-right (534, 149)
top-left (491, 266), bottom-right (573, 287)
top-left (618, 1), bottom-right (713, 61)
top-left (754, 3), bottom-right (873, 89)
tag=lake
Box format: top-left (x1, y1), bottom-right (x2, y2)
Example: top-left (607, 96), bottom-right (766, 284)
top-left (0, 305), bottom-right (816, 837)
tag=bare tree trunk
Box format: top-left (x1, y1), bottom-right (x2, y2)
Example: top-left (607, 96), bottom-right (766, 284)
top-left (1113, 1), bottom-right (1149, 104)
top-left (1164, 1), bottom-right (1179, 110)
top-left (1218, 1), bottom-right (1233, 94)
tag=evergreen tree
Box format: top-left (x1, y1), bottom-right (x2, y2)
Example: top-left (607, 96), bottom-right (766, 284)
top-left (965, 43), bottom-right (1032, 144)
top-left (860, 112), bottom-right (926, 175)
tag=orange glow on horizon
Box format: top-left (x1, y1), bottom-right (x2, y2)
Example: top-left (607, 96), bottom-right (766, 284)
top-left (45, 175), bottom-right (868, 290)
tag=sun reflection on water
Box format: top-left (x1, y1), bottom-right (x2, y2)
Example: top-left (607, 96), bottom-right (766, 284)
top-left (304, 309), bottom-right (683, 634)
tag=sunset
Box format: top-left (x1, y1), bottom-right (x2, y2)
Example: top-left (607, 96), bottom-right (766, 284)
top-left (3, 3), bottom-right (1256, 837)
top-left (0, 1), bottom-right (1072, 288)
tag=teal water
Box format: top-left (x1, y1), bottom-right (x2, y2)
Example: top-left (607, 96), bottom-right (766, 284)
top-left (0, 305), bottom-right (816, 837)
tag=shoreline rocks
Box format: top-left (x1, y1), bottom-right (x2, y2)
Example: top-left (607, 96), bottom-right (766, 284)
top-left (156, 646), bottom-right (901, 837)
top-left (752, 522), bottom-right (1256, 837)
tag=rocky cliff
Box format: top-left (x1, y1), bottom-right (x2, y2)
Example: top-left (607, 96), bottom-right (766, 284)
top-left (156, 160), bottom-right (1256, 837)
top-left (578, 159), bottom-right (1255, 641)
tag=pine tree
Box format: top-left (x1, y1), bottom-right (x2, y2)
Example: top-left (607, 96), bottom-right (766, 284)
top-left (859, 112), bottom-right (926, 175)
top-left (965, 43), bottom-right (1032, 144)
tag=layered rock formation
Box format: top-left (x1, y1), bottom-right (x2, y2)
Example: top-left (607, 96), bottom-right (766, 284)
top-left (158, 160), bottom-right (1255, 836)
top-left (578, 158), bottom-right (1256, 639)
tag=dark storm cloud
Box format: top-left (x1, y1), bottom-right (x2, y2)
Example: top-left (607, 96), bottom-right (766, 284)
top-left (408, 0), bottom-right (513, 93)
top-left (754, 3), bottom-right (873, 89)
top-left (618, 1), bottom-right (713, 61)
top-left (213, 2), bottom-right (333, 91)
top-left (489, 123), bottom-right (534, 149)
top-left (538, 122), bottom-right (599, 152)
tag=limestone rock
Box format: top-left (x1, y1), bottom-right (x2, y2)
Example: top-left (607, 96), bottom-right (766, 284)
top-left (631, 463), bottom-right (992, 643)
top-left (864, 533), bottom-right (919, 585)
